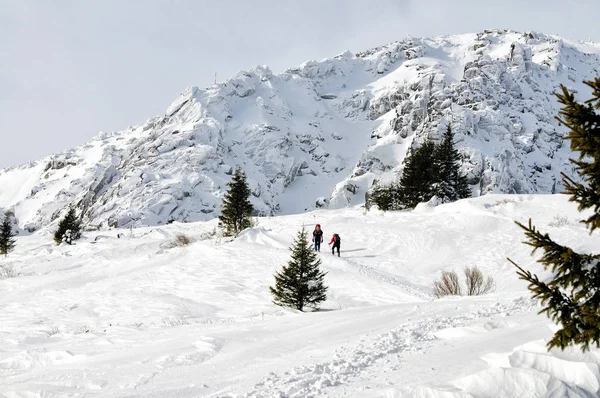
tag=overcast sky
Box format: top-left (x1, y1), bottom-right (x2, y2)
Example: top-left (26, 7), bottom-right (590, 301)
top-left (1, 0), bottom-right (599, 168)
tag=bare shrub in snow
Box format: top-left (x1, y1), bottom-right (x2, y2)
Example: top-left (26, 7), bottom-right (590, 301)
top-left (464, 266), bottom-right (496, 295)
top-left (196, 228), bottom-right (217, 241)
top-left (548, 215), bottom-right (569, 227)
top-left (162, 317), bottom-right (190, 327)
top-left (433, 267), bottom-right (495, 297)
top-left (490, 197), bottom-right (519, 207)
top-left (433, 270), bottom-right (462, 297)
top-left (132, 322), bottom-right (147, 330)
top-left (44, 326), bottom-right (61, 336)
top-left (166, 234), bottom-right (194, 248)
top-left (0, 265), bottom-right (17, 279)
top-left (74, 325), bottom-right (91, 334)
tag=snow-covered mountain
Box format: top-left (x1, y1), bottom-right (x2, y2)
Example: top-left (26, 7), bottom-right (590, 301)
top-left (2, 29), bottom-right (600, 231)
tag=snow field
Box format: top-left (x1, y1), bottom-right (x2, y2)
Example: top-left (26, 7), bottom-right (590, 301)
top-left (1, 194), bottom-right (599, 397)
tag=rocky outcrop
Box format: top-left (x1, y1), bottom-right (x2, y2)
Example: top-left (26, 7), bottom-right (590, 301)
top-left (0, 30), bottom-right (598, 230)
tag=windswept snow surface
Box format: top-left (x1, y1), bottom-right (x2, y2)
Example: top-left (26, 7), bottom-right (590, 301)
top-left (1, 194), bottom-right (599, 397)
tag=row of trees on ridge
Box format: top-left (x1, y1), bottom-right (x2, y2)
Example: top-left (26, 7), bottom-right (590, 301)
top-left (367, 125), bottom-right (470, 210)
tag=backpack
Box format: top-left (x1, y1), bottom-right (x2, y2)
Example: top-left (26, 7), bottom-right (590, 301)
top-left (334, 234), bottom-right (340, 244)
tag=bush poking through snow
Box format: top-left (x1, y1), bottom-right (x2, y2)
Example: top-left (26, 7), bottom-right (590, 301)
top-left (464, 266), bottom-right (496, 296)
top-left (167, 234), bottom-right (194, 248)
top-left (162, 317), bottom-right (190, 327)
top-left (74, 325), bottom-right (91, 334)
top-left (433, 266), bottom-right (495, 298)
top-left (490, 197), bottom-right (520, 207)
top-left (433, 270), bottom-right (462, 297)
top-left (44, 326), bottom-right (61, 336)
top-left (548, 215), bottom-right (570, 227)
top-left (0, 264), bottom-right (17, 279)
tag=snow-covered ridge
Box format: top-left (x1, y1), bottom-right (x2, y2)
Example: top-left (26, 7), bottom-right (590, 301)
top-left (1, 29), bottom-right (600, 230)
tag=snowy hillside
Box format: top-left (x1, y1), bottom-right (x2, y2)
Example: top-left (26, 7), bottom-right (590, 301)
top-left (2, 30), bottom-right (600, 230)
top-left (1, 194), bottom-right (599, 397)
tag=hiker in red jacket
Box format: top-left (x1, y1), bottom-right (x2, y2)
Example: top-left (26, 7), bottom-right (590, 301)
top-left (328, 233), bottom-right (341, 257)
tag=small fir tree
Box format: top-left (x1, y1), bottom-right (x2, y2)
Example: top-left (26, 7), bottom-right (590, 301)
top-left (367, 182), bottom-right (394, 211)
top-left (218, 166), bottom-right (254, 237)
top-left (434, 125), bottom-right (471, 202)
top-left (270, 226), bottom-right (328, 311)
top-left (508, 78), bottom-right (600, 352)
top-left (0, 214), bottom-right (16, 257)
top-left (54, 206), bottom-right (82, 245)
top-left (396, 140), bottom-right (439, 208)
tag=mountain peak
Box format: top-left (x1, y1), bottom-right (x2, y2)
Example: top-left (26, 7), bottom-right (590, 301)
top-left (2, 30), bottom-right (599, 232)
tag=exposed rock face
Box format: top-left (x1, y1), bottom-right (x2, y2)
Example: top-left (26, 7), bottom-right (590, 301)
top-left (1, 30), bottom-right (599, 230)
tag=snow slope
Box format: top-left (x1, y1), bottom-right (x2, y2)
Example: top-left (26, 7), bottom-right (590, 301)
top-left (2, 30), bottom-right (600, 231)
top-left (1, 194), bottom-right (599, 397)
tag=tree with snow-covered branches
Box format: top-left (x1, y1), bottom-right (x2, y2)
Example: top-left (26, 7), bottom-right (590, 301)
top-left (218, 166), bottom-right (254, 237)
top-left (270, 226), bottom-right (328, 311)
top-left (367, 128), bottom-right (470, 211)
top-left (0, 214), bottom-right (16, 257)
top-left (509, 78), bottom-right (600, 352)
top-left (54, 206), bottom-right (82, 245)
top-left (433, 124), bottom-right (471, 203)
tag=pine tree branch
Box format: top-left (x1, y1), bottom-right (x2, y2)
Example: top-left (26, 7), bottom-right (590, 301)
top-left (514, 79), bottom-right (600, 352)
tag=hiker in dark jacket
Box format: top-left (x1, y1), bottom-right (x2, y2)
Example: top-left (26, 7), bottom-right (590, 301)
top-left (328, 233), bottom-right (341, 257)
top-left (312, 224), bottom-right (323, 251)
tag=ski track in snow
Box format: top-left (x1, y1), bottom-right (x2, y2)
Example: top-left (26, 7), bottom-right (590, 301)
top-left (339, 256), bottom-right (433, 301)
top-left (234, 298), bottom-right (536, 398)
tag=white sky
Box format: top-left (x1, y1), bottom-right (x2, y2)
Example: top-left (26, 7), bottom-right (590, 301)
top-left (1, 0), bottom-right (599, 168)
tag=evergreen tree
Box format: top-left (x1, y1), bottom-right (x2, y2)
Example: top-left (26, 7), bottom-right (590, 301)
top-left (270, 226), bottom-right (328, 311)
top-left (434, 125), bottom-right (471, 202)
top-left (508, 78), bottom-right (600, 352)
top-left (367, 182), bottom-right (394, 211)
top-left (365, 127), bottom-right (470, 212)
top-left (54, 206), bottom-right (82, 245)
top-left (218, 166), bottom-right (254, 236)
top-left (0, 214), bottom-right (16, 257)
top-left (396, 140), bottom-right (439, 208)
